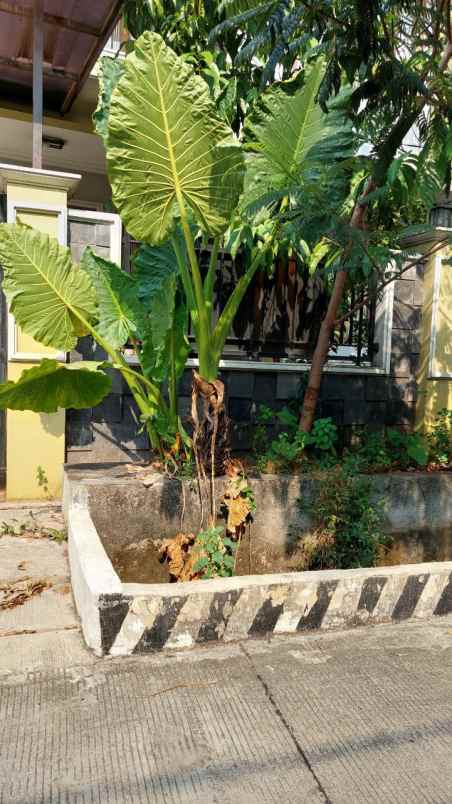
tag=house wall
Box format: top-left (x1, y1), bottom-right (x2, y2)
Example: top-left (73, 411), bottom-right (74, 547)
top-left (416, 243), bottom-right (452, 432)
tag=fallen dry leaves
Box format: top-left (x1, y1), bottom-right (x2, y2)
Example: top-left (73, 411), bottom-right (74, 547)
top-left (159, 532), bottom-right (201, 582)
top-left (0, 577), bottom-right (51, 610)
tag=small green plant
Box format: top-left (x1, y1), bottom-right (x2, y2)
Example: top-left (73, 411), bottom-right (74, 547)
top-left (386, 429), bottom-right (428, 468)
top-left (192, 526), bottom-right (237, 578)
top-left (252, 404), bottom-right (274, 454)
top-left (311, 417), bottom-right (337, 452)
top-left (348, 427), bottom-right (429, 472)
top-left (428, 409), bottom-right (452, 466)
top-left (298, 466), bottom-right (387, 570)
top-left (346, 430), bottom-right (392, 473)
top-left (1, 519), bottom-right (27, 537)
top-left (36, 465), bottom-right (50, 497)
top-left (0, 513), bottom-right (67, 541)
top-left (254, 406), bottom-right (338, 472)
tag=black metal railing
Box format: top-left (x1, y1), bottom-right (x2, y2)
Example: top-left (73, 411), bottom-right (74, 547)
top-left (122, 234), bottom-right (377, 367)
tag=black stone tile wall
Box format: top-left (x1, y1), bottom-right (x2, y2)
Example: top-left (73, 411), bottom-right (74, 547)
top-left (65, 253), bottom-right (425, 462)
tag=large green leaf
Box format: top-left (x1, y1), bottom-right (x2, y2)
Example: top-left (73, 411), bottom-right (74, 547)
top-left (133, 240), bottom-right (178, 381)
top-left (0, 359), bottom-right (112, 413)
top-left (93, 56), bottom-right (126, 146)
top-left (80, 247), bottom-right (146, 348)
top-left (242, 61), bottom-right (353, 211)
top-left (107, 31), bottom-right (244, 243)
top-left (0, 223), bottom-right (97, 351)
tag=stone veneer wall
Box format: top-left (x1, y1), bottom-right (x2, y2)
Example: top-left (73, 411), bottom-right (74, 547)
top-left (66, 221), bottom-right (425, 462)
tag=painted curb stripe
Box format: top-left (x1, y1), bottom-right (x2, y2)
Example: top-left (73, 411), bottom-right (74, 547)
top-left (392, 574), bottom-right (430, 621)
top-left (165, 593), bottom-right (212, 649)
top-left (358, 576), bottom-right (388, 615)
top-left (413, 573), bottom-right (450, 618)
top-left (100, 595), bottom-right (131, 655)
top-left (434, 572), bottom-right (452, 616)
top-left (297, 580), bottom-right (338, 631)
top-left (248, 596), bottom-right (284, 635)
top-left (133, 597), bottom-right (187, 653)
top-left (104, 570), bottom-right (452, 654)
top-left (371, 574), bottom-right (405, 619)
top-left (198, 590), bottom-right (242, 643)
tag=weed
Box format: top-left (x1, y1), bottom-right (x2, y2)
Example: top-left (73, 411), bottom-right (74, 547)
top-left (192, 525), bottom-right (237, 578)
top-left (253, 404), bottom-right (338, 472)
top-left (36, 465), bottom-right (51, 498)
top-left (0, 512), bottom-right (66, 541)
top-left (386, 429), bottom-right (428, 468)
top-left (297, 466), bottom-right (387, 570)
top-left (428, 408), bottom-right (452, 466)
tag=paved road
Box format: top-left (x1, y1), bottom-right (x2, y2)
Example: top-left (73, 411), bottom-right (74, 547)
top-left (1, 615), bottom-right (452, 803)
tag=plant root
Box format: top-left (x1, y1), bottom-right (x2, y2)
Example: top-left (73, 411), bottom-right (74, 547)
top-left (191, 371), bottom-right (230, 527)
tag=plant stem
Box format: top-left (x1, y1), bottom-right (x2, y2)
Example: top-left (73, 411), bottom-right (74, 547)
top-left (178, 207), bottom-right (213, 378)
top-left (204, 236), bottom-right (220, 312)
top-left (168, 327), bottom-right (178, 426)
top-left (212, 244), bottom-right (269, 362)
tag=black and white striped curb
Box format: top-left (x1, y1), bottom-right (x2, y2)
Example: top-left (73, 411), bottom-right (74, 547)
top-left (68, 505), bottom-right (452, 656)
top-left (102, 569), bottom-right (452, 655)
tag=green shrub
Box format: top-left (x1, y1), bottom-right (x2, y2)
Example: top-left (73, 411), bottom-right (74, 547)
top-left (254, 405), bottom-right (338, 472)
top-left (386, 428), bottom-right (428, 468)
top-left (346, 427), bottom-right (429, 472)
top-left (298, 467), bottom-right (386, 570)
top-left (428, 408), bottom-right (452, 466)
top-left (192, 526), bottom-right (237, 578)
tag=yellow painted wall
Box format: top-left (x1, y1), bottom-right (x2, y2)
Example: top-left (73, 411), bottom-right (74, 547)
top-left (416, 244), bottom-right (452, 434)
top-left (6, 181), bottom-right (66, 500)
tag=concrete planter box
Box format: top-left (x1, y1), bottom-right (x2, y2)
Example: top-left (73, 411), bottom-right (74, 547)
top-left (63, 465), bottom-right (452, 656)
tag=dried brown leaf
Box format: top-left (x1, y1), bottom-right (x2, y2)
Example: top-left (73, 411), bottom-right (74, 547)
top-left (226, 496), bottom-right (251, 532)
top-left (159, 532), bottom-right (199, 581)
top-left (0, 578), bottom-right (51, 609)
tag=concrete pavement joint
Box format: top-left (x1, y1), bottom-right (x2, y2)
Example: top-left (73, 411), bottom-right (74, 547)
top-left (239, 641), bottom-right (331, 803)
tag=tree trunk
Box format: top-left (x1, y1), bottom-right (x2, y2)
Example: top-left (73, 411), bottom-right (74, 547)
top-left (299, 180), bottom-right (376, 432)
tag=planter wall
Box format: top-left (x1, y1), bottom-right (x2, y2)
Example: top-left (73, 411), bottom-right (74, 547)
top-left (64, 465), bottom-right (452, 656)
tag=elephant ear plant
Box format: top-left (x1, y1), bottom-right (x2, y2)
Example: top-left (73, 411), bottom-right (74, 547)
top-left (103, 33), bottom-right (340, 485)
top-left (0, 32), bottom-right (347, 496)
top-left (104, 31), bottom-right (247, 488)
top-left (0, 222), bottom-right (188, 459)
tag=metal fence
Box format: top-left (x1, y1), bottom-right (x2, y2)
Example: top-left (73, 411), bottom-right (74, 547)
top-left (122, 234), bottom-right (377, 367)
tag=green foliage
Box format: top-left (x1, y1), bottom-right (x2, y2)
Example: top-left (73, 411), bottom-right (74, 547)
top-left (193, 526), bottom-right (237, 578)
top-left (92, 55), bottom-right (126, 146)
top-left (254, 406), bottom-right (338, 471)
top-left (299, 466), bottom-right (386, 570)
top-left (0, 360), bottom-right (112, 413)
top-left (311, 417), bottom-right (337, 452)
top-left (36, 466), bottom-right (49, 496)
top-left (0, 513), bottom-right (67, 542)
top-left (107, 32), bottom-right (244, 244)
top-left (0, 223), bottom-right (97, 351)
top-left (81, 248), bottom-right (146, 349)
top-left (427, 409), bottom-right (452, 466)
top-left (133, 238), bottom-right (189, 385)
top-left (345, 427), bottom-right (429, 472)
top-left (386, 429), bottom-right (429, 468)
top-left (346, 431), bottom-right (392, 473)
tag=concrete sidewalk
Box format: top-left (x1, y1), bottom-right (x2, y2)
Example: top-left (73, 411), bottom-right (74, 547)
top-left (1, 616), bottom-right (452, 803)
top-left (1, 504), bottom-right (452, 802)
